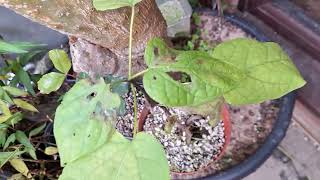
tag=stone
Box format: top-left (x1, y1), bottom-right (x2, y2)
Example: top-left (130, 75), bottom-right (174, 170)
top-left (156, 0), bottom-right (192, 37)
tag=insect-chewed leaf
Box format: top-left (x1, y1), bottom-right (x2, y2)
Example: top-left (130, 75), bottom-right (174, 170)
top-left (59, 132), bottom-right (170, 180)
top-left (54, 79), bottom-right (121, 166)
top-left (48, 49), bottom-right (71, 74)
top-left (93, 0), bottom-right (142, 10)
top-left (143, 38), bottom-right (246, 107)
top-left (210, 38), bottom-right (306, 105)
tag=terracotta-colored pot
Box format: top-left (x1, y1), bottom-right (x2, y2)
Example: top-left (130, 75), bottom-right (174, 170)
top-left (138, 104), bottom-right (232, 179)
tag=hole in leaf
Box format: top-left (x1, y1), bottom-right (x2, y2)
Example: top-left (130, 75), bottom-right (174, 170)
top-left (153, 76), bottom-right (157, 80)
top-left (73, 133), bottom-right (76, 136)
top-left (87, 92), bottom-right (97, 100)
top-left (154, 47), bottom-right (159, 56)
top-left (166, 72), bottom-right (191, 83)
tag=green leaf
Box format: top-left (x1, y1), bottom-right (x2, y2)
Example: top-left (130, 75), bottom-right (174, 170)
top-left (44, 147), bottom-right (58, 155)
top-left (16, 68), bottom-right (36, 96)
top-left (48, 49), bottom-right (71, 74)
top-left (0, 150), bottom-right (25, 168)
top-left (37, 72), bottom-right (66, 94)
top-left (0, 128), bottom-right (7, 147)
top-left (0, 99), bottom-right (12, 123)
top-left (3, 133), bottom-right (16, 150)
top-left (29, 123), bottom-right (46, 138)
top-left (15, 131), bottom-right (35, 150)
top-left (0, 86), bottom-right (14, 104)
top-left (54, 79), bottom-right (121, 165)
top-left (5, 112), bottom-right (23, 127)
top-left (0, 40), bottom-right (45, 54)
top-left (93, 0), bottom-right (142, 10)
top-left (2, 86), bottom-right (29, 97)
top-left (18, 50), bottom-right (43, 66)
top-left (59, 132), bottom-right (170, 180)
top-left (9, 158), bottom-right (32, 178)
top-left (143, 38), bottom-right (245, 107)
top-left (210, 38), bottom-right (306, 105)
top-left (13, 99), bottom-right (38, 112)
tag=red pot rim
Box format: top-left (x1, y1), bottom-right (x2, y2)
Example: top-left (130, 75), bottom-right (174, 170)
top-left (138, 104), bottom-right (232, 176)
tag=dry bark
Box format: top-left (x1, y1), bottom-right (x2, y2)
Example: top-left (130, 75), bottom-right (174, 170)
top-left (0, 0), bottom-right (167, 76)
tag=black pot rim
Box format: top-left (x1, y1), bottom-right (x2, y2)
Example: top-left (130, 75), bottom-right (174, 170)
top-left (194, 9), bottom-right (296, 180)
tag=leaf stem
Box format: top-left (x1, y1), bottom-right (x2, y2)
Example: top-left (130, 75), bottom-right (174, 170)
top-left (131, 84), bottom-right (138, 137)
top-left (128, 6), bottom-right (135, 79)
top-left (128, 69), bottom-right (149, 81)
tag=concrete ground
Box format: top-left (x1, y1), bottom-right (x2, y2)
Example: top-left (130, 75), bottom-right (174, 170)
top-left (244, 114), bottom-right (320, 180)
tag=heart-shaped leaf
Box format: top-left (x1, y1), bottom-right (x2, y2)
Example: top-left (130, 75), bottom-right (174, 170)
top-left (54, 79), bottom-right (121, 166)
top-left (93, 0), bottom-right (142, 10)
top-left (59, 132), bottom-right (170, 180)
top-left (210, 38), bottom-right (306, 105)
top-left (37, 72), bottom-right (66, 94)
top-left (143, 38), bottom-right (245, 107)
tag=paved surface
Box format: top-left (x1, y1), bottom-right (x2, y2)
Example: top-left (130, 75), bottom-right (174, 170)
top-left (245, 120), bottom-right (320, 180)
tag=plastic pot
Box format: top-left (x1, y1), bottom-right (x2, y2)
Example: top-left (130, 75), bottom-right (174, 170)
top-left (189, 9), bottom-right (296, 180)
top-left (138, 104), bottom-right (232, 179)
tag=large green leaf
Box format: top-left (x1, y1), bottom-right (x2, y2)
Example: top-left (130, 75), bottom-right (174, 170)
top-left (54, 79), bottom-right (121, 166)
top-left (59, 132), bottom-right (170, 180)
top-left (210, 38), bottom-right (306, 105)
top-left (143, 38), bottom-right (245, 107)
top-left (48, 50), bottom-right (71, 74)
top-left (93, 0), bottom-right (142, 10)
top-left (37, 72), bottom-right (65, 94)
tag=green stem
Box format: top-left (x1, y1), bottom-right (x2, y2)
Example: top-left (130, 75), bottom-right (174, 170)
top-left (131, 84), bottom-right (138, 137)
top-left (128, 6), bottom-right (135, 79)
top-left (128, 69), bottom-right (149, 81)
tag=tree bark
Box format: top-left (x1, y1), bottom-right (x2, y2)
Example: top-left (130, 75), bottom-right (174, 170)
top-left (0, 0), bottom-right (167, 77)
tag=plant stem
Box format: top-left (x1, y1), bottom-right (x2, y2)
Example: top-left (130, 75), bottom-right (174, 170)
top-left (131, 84), bottom-right (138, 137)
top-left (128, 6), bottom-right (135, 79)
top-left (129, 69), bottom-right (149, 81)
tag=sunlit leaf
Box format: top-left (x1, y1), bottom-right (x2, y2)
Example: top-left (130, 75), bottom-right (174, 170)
top-left (13, 99), bottom-right (38, 112)
top-left (210, 38), bottom-right (306, 104)
top-left (0, 86), bottom-right (14, 104)
top-left (143, 38), bottom-right (245, 107)
top-left (59, 132), bottom-right (170, 180)
top-left (48, 49), bottom-right (71, 74)
top-left (54, 79), bottom-right (121, 165)
top-left (5, 112), bottom-right (23, 127)
top-left (44, 147), bottom-right (58, 155)
top-left (0, 99), bottom-right (12, 123)
top-left (9, 158), bottom-right (32, 178)
top-left (37, 72), bottom-right (65, 94)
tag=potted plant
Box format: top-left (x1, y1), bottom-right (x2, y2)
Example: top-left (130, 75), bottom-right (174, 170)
top-left (0, 0), bottom-right (305, 179)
